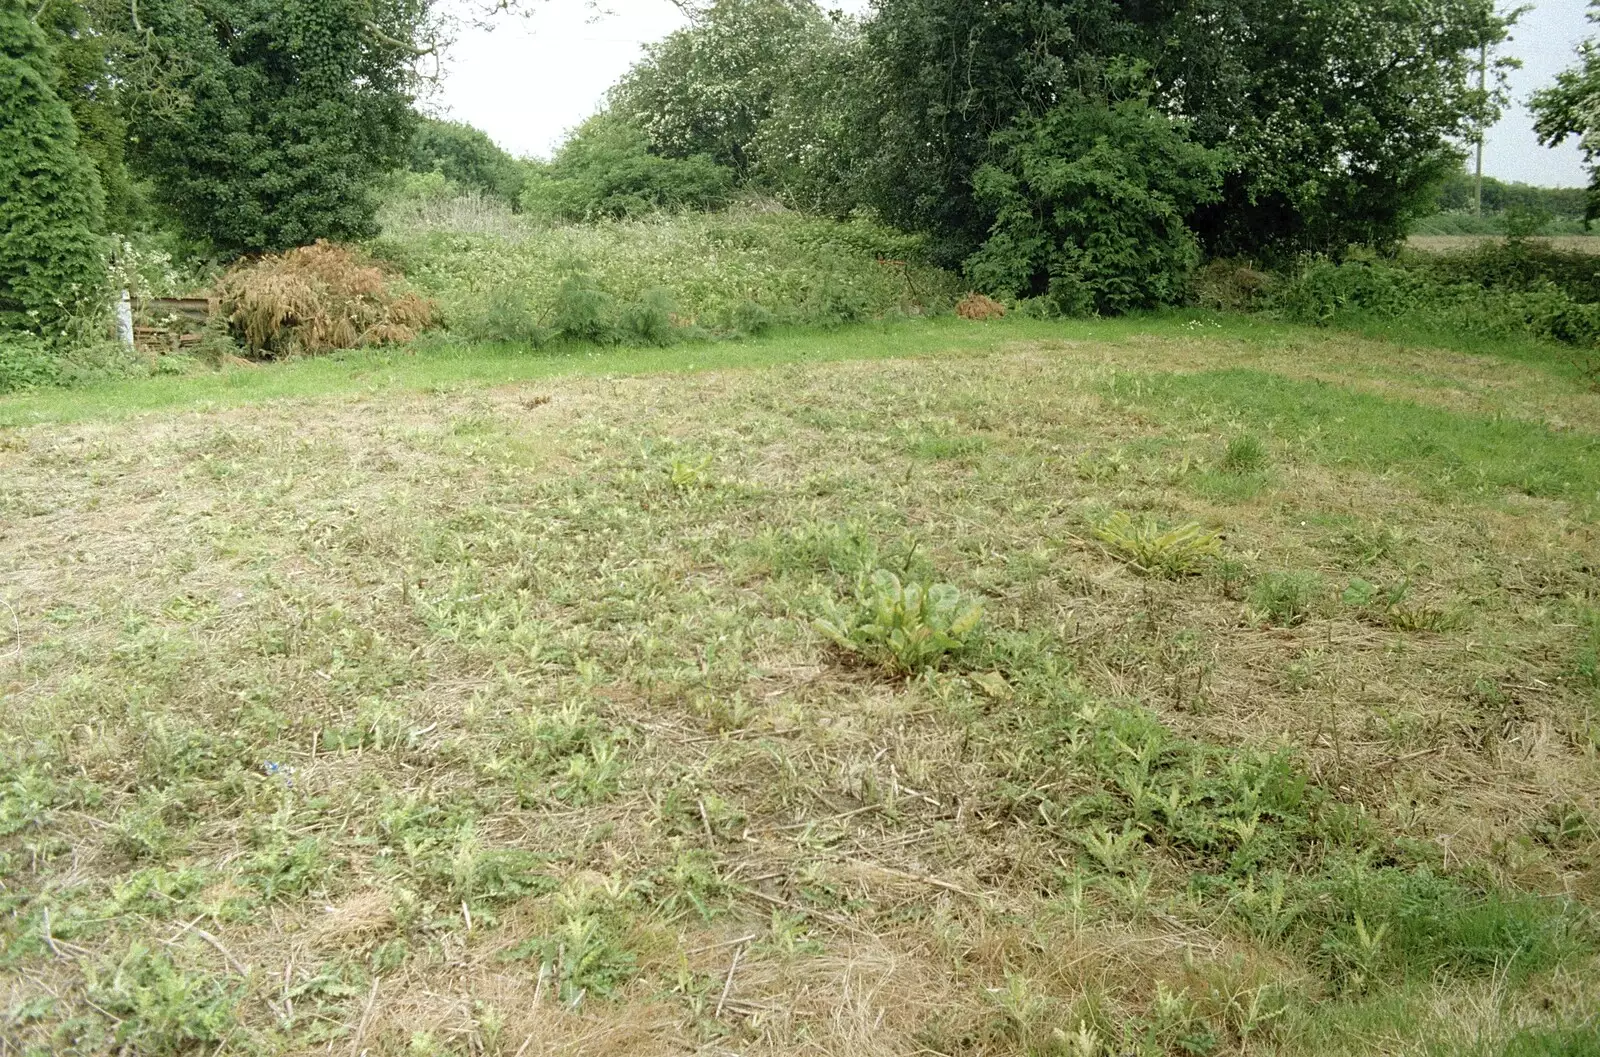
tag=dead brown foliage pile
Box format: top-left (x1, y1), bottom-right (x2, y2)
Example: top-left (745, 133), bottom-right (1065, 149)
top-left (955, 292), bottom-right (1007, 320)
top-left (218, 241), bottom-right (437, 356)
top-left (1192, 259), bottom-right (1273, 311)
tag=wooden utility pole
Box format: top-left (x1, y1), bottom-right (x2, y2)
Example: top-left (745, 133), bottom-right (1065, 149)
top-left (1475, 43), bottom-right (1487, 216)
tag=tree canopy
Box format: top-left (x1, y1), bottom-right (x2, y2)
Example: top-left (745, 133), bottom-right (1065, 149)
top-left (37, 0), bottom-right (138, 232)
top-left (108, 0), bottom-right (427, 253)
top-left (1532, 2), bottom-right (1600, 221)
top-left (521, 114), bottom-right (733, 221)
top-left (611, 0), bottom-right (1510, 278)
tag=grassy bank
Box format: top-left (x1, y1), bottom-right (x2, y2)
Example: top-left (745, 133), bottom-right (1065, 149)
top-left (372, 199), bottom-right (960, 337)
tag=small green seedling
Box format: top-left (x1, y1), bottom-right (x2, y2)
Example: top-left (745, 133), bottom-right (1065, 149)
top-left (668, 453), bottom-right (713, 491)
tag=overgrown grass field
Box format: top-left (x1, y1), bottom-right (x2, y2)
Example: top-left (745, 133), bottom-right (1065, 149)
top-left (2, 317), bottom-right (1598, 1055)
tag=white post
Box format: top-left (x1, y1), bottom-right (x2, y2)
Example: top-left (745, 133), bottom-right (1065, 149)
top-left (116, 289), bottom-right (135, 349)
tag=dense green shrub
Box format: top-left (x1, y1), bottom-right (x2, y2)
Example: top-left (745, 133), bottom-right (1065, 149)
top-left (0, 0), bottom-right (107, 335)
top-left (376, 198), bottom-right (957, 338)
top-left (452, 283), bottom-right (550, 346)
top-left (1270, 244), bottom-right (1600, 349)
top-left (548, 271), bottom-right (622, 344)
top-left (409, 118), bottom-right (528, 206)
top-left (1, 327), bottom-right (147, 393)
top-left (730, 299), bottom-right (775, 337)
top-left (1269, 256), bottom-right (1427, 325)
top-left (965, 97), bottom-right (1226, 314)
top-left (1420, 240), bottom-right (1600, 303)
top-left (617, 288), bottom-right (684, 346)
top-left (0, 330), bottom-right (59, 393)
top-left (521, 115), bottom-right (733, 222)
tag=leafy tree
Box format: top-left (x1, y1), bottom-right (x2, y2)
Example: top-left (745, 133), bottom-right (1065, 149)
top-left (1532, 2), bottom-right (1600, 221)
top-left (0, 0), bottom-right (106, 334)
top-left (409, 117), bottom-right (528, 205)
top-left (610, 0), bottom-right (842, 179)
top-left (852, 0), bottom-right (1130, 265)
top-left (856, 0), bottom-right (1508, 265)
top-left (36, 0), bottom-right (139, 232)
top-left (743, 14), bottom-right (867, 214)
top-left (521, 114), bottom-right (732, 221)
top-left (965, 94), bottom-right (1227, 314)
top-left (110, 0), bottom-right (425, 254)
top-left (1168, 0), bottom-right (1511, 258)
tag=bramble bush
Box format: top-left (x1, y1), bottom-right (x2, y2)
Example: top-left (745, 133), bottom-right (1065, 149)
top-left (0, 330), bottom-right (59, 393)
top-left (1, 327), bottom-right (147, 393)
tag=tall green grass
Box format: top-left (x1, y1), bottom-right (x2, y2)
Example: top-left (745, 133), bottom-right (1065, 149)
top-left (373, 192), bottom-right (960, 336)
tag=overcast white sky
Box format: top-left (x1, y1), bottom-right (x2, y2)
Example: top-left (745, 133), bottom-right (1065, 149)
top-left (434, 0), bottom-right (1593, 187)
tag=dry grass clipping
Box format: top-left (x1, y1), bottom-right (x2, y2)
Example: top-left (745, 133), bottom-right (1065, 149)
top-left (1193, 259), bottom-right (1274, 311)
top-left (956, 292), bottom-right (1007, 320)
top-left (219, 241), bottom-right (437, 356)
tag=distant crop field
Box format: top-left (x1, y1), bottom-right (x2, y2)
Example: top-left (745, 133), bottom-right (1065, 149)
top-left (1408, 233), bottom-right (1600, 254)
top-left (2, 319), bottom-right (1598, 1055)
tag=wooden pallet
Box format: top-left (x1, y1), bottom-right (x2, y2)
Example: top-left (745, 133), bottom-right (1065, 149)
top-left (134, 294), bottom-right (220, 353)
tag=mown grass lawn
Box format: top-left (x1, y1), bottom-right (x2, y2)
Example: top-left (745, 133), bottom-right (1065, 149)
top-left (2, 317), bottom-right (1598, 1056)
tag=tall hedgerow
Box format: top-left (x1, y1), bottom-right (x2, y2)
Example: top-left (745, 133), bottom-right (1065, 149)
top-left (0, 0), bottom-right (106, 335)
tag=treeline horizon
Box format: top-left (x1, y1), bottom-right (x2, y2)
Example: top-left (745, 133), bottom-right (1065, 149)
top-left (7, 0), bottom-right (1600, 344)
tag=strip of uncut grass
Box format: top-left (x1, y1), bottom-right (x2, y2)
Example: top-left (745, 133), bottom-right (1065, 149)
top-left (1105, 367), bottom-right (1600, 507)
top-left (1295, 310), bottom-right (1600, 382)
top-left (5, 308), bottom-right (1591, 429)
top-left (0, 316), bottom-right (1119, 427)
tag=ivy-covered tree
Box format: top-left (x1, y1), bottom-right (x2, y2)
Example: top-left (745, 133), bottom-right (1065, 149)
top-left (111, 0), bottom-right (426, 254)
top-left (857, 0), bottom-right (1508, 264)
top-left (851, 0), bottom-right (1125, 266)
top-left (1532, 2), bottom-right (1600, 221)
top-left (0, 0), bottom-right (106, 334)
